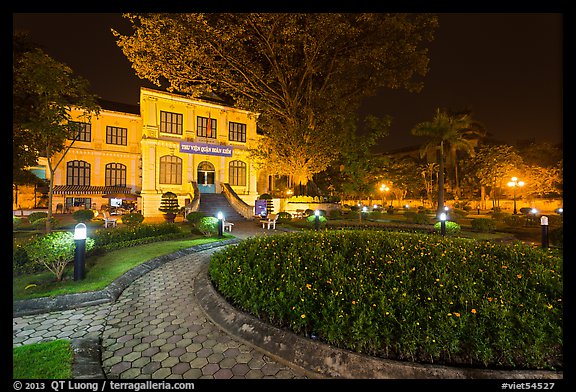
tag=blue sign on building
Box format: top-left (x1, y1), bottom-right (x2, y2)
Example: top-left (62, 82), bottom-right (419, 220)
top-left (179, 141), bottom-right (233, 157)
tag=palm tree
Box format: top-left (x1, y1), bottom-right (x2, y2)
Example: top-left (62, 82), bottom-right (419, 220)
top-left (410, 108), bottom-right (479, 215)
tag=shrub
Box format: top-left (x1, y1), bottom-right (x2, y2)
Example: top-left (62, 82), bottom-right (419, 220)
top-left (159, 192), bottom-right (180, 214)
top-left (368, 210), bottom-right (384, 220)
top-left (25, 231), bottom-right (95, 281)
top-left (549, 227), bottom-right (563, 248)
top-left (277, 212), bottom-right (292, 223)
top-left (503, 214), bottom-right (524, 227)
top-left (13, 216), bottom-right (24, 227)
top-left (185, 212), bottom-right (205, 231)
top-left (259, 193), bottom-right (273, 200)
top-left (31, 217), bottom-right (59, 231)
top-left (209, 231), bottom-right (562, 370)
top-left (471, 218), bottom-right (497, 232)
top-left (13, 242), bottom-right (45, 276)
top-left (198, 217), bottom-right (219, 236)
top-left (386, 205), bottom-right (395, 215)
top-left (447, 208), bottom-right (467, 222)
top-left (328, 195), bottom-right (341, 203)
top-left (405, 211), bottom-right (430, 225)
top-left (72, 209), bottom-right (95, 223)
top-left (329, 209), bottom-right (343, 219)
top-left (91, 223), bottom-right (181, 247)
top-left (120, 212), bottom-right (145, 226)
top-left (27, 212), bottom-right (48, 223)
top-left (434, 220), bottom-right (461, 235)
top-left (491, 211), bottom-right (509, 221)
top-left (306, 214), bottom-right (327, 229)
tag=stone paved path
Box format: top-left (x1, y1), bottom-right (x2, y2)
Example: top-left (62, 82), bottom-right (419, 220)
top-left (100, 247), bottom-right (307, 379)
top-left (13, 221), bottom-right (309, 379)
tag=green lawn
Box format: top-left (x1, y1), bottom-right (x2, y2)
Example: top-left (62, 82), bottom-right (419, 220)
top-left (13, 235), bottom-right (232, 300)
top-left (13, 340), bottom-right (73, 379)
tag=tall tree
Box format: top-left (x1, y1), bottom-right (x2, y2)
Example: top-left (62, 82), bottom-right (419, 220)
top-left (13, 32), bottom-right (100, 231)
top-left (410, 108), bottom-right (478, 215)
top-left (115, 13), bottom-right (438, 187)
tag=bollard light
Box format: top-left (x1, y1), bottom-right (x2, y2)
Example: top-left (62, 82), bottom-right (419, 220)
top-left (74, 223), bottom-right (87, 281)
top-left (439, 212), bottom-right (447, 237)
top-left (314, 209), bottom-right (320, 231)
top-left (217, 211), bottom-right (224, 237)
top-left (540, 215), bottom-right (549, 249)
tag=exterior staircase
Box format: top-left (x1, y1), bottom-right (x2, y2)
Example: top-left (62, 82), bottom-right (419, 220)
top-left (197, 193), bottom-right (245, 222)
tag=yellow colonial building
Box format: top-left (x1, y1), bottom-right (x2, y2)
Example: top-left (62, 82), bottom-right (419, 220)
top-left (14, 87), bottom-right (267, 219)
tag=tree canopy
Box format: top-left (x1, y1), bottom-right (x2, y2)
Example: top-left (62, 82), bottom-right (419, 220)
top-left (13, 32), bottom-right (100, 230)
top-left (115, 13), bottom-right (438, 184)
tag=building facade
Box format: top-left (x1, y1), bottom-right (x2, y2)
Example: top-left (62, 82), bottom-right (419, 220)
top-left (14, 87), bottom-right (267, 218)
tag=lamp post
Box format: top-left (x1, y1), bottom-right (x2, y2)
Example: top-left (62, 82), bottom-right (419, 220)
top-left (74, 223), bottom-right (87, 281)
top-left (314, 209), bottom-right (320, 231)
top-left (217, 211), bottom-right (224, 238)
top-left (540, 216), bottom-right (549, 249)
top-left (507, 177), bottom-right (525, 215)
top-left (379, 184), bottom-right (390, 208)
top-left (439, 212), bottom-right (447, 237)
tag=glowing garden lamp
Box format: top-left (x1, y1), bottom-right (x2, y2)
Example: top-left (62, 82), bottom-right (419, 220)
top-left (540, 215), bottom-right (549, 249)
top-left (74, 223), bottom-right (87, 281)
top-left (217, 211), bottom-right (224, 238)
top-left (439, 212), bottom-right (447, 237)
top-left (314, 209), bottom-right (321, 231)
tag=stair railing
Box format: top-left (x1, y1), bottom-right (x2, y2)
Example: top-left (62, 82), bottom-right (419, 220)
top-left (221, 183), bottom-right (255, 220)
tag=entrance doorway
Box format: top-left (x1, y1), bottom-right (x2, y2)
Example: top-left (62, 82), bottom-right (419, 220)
top-left (197, 161), bottom-right (216, 193)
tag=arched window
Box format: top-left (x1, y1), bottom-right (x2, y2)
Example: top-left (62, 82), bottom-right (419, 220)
top-left (105, 163), bottom-right (127, 186)
top-left (159, 155), bottom-right (182, 185)
top-left (229, 160), bottom-right (247, 186)
top-left (66, 160), bottom-right (90, 186)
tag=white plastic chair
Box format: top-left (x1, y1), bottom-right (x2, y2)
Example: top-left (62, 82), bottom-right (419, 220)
top-left (260, 213), bottom-right (278, 229)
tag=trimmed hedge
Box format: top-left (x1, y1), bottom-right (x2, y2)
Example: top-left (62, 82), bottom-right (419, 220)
top-left (209, 230), bottom-right (562, 370)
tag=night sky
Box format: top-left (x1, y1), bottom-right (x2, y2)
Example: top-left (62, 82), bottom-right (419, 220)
top-left (12, 13), bottom-right (563, 152)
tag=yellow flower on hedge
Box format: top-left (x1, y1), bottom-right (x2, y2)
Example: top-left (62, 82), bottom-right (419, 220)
top-left (447, 313), bottom-right (452, 317)
top-left (517, 274), bottom-right (522, 279)
top-left (471, 309), bottom-right (477, 314)
top-left (454, 312), bottom-right (461, 317)
top-left (306, 284), bottom-right (312, 289)
top-left (301, 314), bottom-right (306, 318)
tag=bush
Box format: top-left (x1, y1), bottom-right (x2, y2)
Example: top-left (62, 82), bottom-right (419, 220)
top-left (277, 212), bottom-right (292, 223)
top-left (159, 192), bottom-right (180, 214)
top-left (185, 212), bottom-right (206, 232)
top-left (471, 218), bottom-right (497, 232)
top-left (13, 242), bottom-right (44, 276)
top-left (386, 205), bottom-right (395, 215)
top-left (491, 211), bottom-right (509, 221)
top-left (209, 231), bottom-right (562, 370)
top-left (329, 209), bottom-right (342, 219)
top-left (120, 212), bottom-right (145, 226)
top-left (305, 214), bottom-right (327, 229)
top-left (447, 208), bottom-right (467, 223)
top-left (27, 212), bottom-right (48, 223)
top-left (328, 195), bottom-right (341, 203)
top-left (434, 220), bottom-right (461, 235)
top-left (503, 214), bottom-right (524, 227)
top-left (91, 223), bottom-right (181, 247)
top-left (72, 209), bottom-right (95, 223)
top-left (405, 211), bottom-right (430, 225)
top-left (259, 193), bottom-right (273, 200)
top-left (549, 227), bottom-right (563, 248)
top-left (198, 217), bottom-right (219, 236)
top-left (25, 231), bottom-right (95, 281)
top-left (31, 217), bottom-right (59, 231)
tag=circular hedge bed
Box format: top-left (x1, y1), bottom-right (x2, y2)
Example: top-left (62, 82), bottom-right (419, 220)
top-left (209, 230), bottom-right (562, 370)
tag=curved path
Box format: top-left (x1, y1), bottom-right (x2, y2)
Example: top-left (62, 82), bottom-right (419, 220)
top-left (13, 221), bottom-right (563, 380)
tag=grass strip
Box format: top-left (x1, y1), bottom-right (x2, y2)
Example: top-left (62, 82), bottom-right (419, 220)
top-left (13, 339), bottom-right (73, 379)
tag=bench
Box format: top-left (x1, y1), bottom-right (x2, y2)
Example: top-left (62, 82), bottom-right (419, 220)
top-left (260, 213), bottom-right (278, 230)
top-left (102, 211), bottom-right (118, 228)
top-left (223, 219), bottom-right (234, 232)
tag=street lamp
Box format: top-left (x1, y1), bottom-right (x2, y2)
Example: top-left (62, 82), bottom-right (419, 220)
top-left (379, 184), bottom-right (390, 208)
top-left (507, 177), bottom-right (525, 215)
top-left (74, 223), bottom-right (87, 281)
